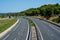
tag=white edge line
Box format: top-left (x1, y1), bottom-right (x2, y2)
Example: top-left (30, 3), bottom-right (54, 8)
top-left (14, 38), bottom-right (17, 40)
top-left (0, 19), bottom-right (19, 38)
top-left (26, 21), bottom-right (29, 40)
top-left (33, 20), bottom-right (44, 40)
top-left (13, 19), bottom-right (21, 31)
top-left (3, 34), bottom-right (10, 40)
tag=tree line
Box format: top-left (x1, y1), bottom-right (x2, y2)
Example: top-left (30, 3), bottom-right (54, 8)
top-left (13, 3), bottom-right (60, 19)
top-left (0, 3), bottom-right (60, 19)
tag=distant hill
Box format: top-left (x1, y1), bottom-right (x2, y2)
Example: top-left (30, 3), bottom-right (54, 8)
top-left (14, 3), bottom-right (60, 18)
top-left (0, 3), bottom-right (60, 23)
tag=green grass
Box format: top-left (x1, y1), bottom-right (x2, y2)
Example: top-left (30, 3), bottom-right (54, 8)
top-left (0, 18), bottom-right (17, 33)
top-left (29, 20), bottom-right (35, 26)
top-left (24, 17), bottom-right (35, 26)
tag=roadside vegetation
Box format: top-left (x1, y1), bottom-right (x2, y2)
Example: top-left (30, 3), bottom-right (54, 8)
top-left (29, 20), bottom-right (35, 26)
top-left (52, 17), bottom-right (60, 23)
top-left (24, 18), bottom-right (35, 26)
top-left (0, 18), bottom-right (17, 33)
top-left (0, 14), bottom-right (7, 18)
top-left (0, 3), bottom-right (60, 23)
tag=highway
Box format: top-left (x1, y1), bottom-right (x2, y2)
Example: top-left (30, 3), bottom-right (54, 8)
top-left (1, 17), bottom-right (60, 40)
top-left (28, 17), bottom-right (60, 40)
top-left (0, 17), bottom-right (30, 40)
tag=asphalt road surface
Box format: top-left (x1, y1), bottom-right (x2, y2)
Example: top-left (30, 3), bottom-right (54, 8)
top-left (29, 17), bottom-right (60, 40)
top-left (0, 17), bottom-right (30, 40)
top-left (1, 17), bottom-right (60, 40)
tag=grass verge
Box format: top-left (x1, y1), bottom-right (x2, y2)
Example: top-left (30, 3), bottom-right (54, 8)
top-left (29, 19), bottom-right (35, 26)
top-left (25, 18), bottom-right (35, 26)
top-left (0, 18), bottom-right (17, 33)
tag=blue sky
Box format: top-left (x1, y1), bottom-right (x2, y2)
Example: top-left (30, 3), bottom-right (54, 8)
top-left (0, 0), bottom-right (60, 13)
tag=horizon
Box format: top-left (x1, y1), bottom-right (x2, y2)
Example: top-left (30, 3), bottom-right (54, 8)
top-left (0, 0), bottom-right (60, 13)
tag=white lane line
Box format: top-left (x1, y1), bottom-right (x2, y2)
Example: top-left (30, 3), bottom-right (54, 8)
top-left (48, 30), bottom-right (50, 32)
top-left (13, 26), bottom-right (18, 31)
top-left (33, 20), bottom-right (44, 40)
top-left (3, 34), bottom-right (10, 40)
top-left (49, 25), bottom-right (60, 32)
top-left (35, 23), bottom-right (44, 40)
top-left (18, 32), bottom-right (20, 35)
top-left (14, 38), bottom-right (17, 40)
top-left (0, 19), bottom-right (19, 38)
top-left (26, 21), bottom-right (29, 40)
top-left (13, 20), bottom-right (21, 31)
top-left (2, 19), bottom-right (20, 40)
top-left (42, 21), bottom-right (60, 32)
top-left (51, 34), bottom-right (54, 36)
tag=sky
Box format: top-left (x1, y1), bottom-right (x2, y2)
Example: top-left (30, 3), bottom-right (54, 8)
top-left (0, 0), bottom-right (60, 13)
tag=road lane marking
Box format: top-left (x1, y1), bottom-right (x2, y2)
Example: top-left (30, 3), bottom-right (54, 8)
top-left (3, 34), bottom-right (10, 40)
top-left (27, 18), bottom-right (44, 40)
top-left (13, 26), bottom-right (18, 31)
top-left (49, 25), bottom-right (60, 32)
top-left (0, 19), bottom-right (19, 38)
top-left (35, 23), bottom-right (44, 40)
top-left (13, 20), bottom-right (21, 31)
top-left (26, 21), bottom-right (29, 40)
top-left (42, 21), bottom-right (60, 32)
top-left (33, 20), bottom-right (44, 40)
top-left (51, 34), bottom-right (54, 36)
top-left (2, 19), bottom-right (20, 40)
top-left (14, 38), bottom-right (17, 40)
top-left (18, 32), bottom-right (20, 35)
top-left (48, 30), bottom-right (50, 32)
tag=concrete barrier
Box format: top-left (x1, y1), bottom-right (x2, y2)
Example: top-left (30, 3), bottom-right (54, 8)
top-left (0, 19), bottom-right (19, 38)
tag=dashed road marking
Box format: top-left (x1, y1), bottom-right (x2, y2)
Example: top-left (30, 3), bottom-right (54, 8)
top-left (14, 38), bottom-right (17, 40)
top-left (3, 34), bottom-right (10, 40)
top-left (49, 25), bottom-right (60, 32)
top-left (33, 20), bottom-right (44, 40)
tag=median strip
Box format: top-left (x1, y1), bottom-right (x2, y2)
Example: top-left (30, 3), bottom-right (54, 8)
top-left (26, 18), bottom-right (37, 40)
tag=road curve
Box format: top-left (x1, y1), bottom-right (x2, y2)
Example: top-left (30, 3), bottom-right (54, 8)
top-left (28, 17), bottom-right (60, 40)
top-left (0, 17), bottom-right (30, 40)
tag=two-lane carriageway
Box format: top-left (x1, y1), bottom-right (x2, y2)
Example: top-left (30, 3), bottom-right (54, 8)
top-left (29, 17), bottom-right (60, 40)
top-left (0, 17), bottom-right (30, 40)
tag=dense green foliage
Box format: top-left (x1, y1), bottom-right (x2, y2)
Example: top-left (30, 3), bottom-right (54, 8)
top-left (6, 3), bottom-right (60, 19)
top-left (0, 3), bottom-right (60, 23)
top-left (0, 14), bottom-right (7, 18)
top-left (52, 16), bottom-right (60, 23)
top-left (1, 4), bottom-right (60, 18)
